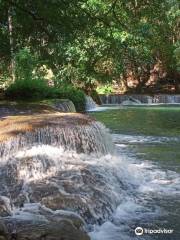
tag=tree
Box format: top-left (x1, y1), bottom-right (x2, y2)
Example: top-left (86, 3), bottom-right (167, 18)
top-left (8, 4), bottom-right (15, 81)
top-left (0, 0), bottom-right (179, 93)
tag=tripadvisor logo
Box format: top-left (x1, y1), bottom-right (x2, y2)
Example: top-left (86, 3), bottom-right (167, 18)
top-left (135, 227), bottom-right (174, 236)
top-left (135, 227), bottom-right (144, 236)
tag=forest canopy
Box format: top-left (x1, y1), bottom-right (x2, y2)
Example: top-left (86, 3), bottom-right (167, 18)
top-left (0, 0), bottom-right (179, 94)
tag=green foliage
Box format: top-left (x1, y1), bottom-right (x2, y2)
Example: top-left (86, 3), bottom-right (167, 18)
top-left (6, 82), bottom-right (86, 112)
top-left (53, 35), bottom-right (110, 90)
top-left (14, 48), bottom-right (47, 81)
top-left (15, 48), bottom-right (35, 81)
top-left (5, 48), bottom-right (86, 110)
top-left (0, 63), bottom-right (10, 88)
top-left (5, 78), bottom-right (49, 99)
top-left (5, 48), bottom-right (49, 99)
top-left (52, 85), bottom-right (86, 112)
top-left (0, 0), bottom-right (179, 94)
top-left (96, 85), bottom-right (113, 94)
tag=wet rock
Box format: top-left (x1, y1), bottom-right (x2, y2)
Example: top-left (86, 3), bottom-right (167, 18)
top-left (5, 219), bottom-right (89, 240)
top-left (28, 182), bottom-right (60, 203)
top-left (41, 194), bottom-right (92, 219)
top-left (0, 220), bottom-right (8, 240)
top-left (19, 203), bottom-right (85, 229)
top-left (0, 106), bottom-right (116, 235)
top-left (52, 210), bottom-right (85, 229)
top-left (0, 112), bottom-right (112, 158)
top-left (0, 197), bottom-right (12, 217)
top-left (0, 163), bottom-right (23, 201)
top-left (1, 204), bottom-right (90, 240)
top-left (0, 236), bottom-right (6, 240)
top-left (0, 150), bottom-right (118, 225)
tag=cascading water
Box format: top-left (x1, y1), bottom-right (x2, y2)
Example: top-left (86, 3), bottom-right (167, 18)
top-left (100, 94), bottom-right (180, 105)
top-left (0, 121), bottom-right (113, 161)
top-left (89, 134), bottom-right (180, 240)
top-left (51, 99), bottom-right (76, 112)
top-left (121, 97), bottom-right (141, 105)
top-left (0, 112), bottom-right (180, 239)
top-left (85, 96), bottom-right (98, 111)
top-left (0, 117), bottom-right (114, 239)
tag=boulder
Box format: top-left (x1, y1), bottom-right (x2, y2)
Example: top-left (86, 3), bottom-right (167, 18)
top-left (0, 204), bottom-right (90, 240)
top-left (0, 197), bottom-right (12, 217)
top-left (0, 220), bottom-right (8, 240)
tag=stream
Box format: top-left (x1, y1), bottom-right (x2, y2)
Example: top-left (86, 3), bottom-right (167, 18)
top-left (0, 103), bottom-right (180, 240)
top-left (89, 105), bottom-right (180, 240)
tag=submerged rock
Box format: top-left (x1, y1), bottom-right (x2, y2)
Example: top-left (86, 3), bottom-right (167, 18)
top-left (0, 204), bottom-right (90, 240)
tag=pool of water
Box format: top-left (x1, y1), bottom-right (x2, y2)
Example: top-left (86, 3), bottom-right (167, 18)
top-left (90, 105), bottom-right (180, 137)
top-left (89, 105), bottom-right (180, 240)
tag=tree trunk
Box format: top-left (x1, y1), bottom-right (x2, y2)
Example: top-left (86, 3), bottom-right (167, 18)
top-left (174, 76), bottom-right (180, 93)
top-left (8, 6), bottom-right (15, 82)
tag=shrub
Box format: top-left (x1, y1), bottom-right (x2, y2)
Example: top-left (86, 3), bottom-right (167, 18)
top-left (5, 48), bottom-right (50, 100)
top-left (51, 85), bottom-right (86, 112)
top-left (6, 83), bottom-right (86, 112)
top-left (5, 78), bottom-right (49, 100)
top-left (5, 49), bottom-right (86, 111)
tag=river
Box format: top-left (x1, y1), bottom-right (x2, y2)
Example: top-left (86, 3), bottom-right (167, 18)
top-left (0, 103), bottom-right (180, 240)
top-left (89, 105), bottom-right (180, 240)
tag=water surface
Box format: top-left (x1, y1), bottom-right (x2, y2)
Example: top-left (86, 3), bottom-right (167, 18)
top-left (89, 105), bottom-right (180, 240)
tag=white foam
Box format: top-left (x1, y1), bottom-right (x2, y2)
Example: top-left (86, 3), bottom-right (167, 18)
top-left (113, 134), bottom-right (180, 144)
top-left (1, 133), bottom-right (180, 240)
top-left (89, 134), bottom-right (180, 240)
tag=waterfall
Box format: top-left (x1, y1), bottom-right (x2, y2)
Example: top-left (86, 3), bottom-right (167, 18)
top-left (0, 121), bottom-right (113, 161)
top-left (1, 108), bottom-right (180, 239)
top-left (51, 99), bottom-right (76, 112)
top-left (121, 97), bottom-right (141, 105)
top-left (99, 94), bottom-right (180, 104)
top-left (1, 129), bottom-right (180, 240)
top-left (85, 96), bottom-right (97, 111)
top-left (0, 105), bottom-right (180, 240)
top-left (0, 145), bottom-right (121, 223)
top-left (0, 114), bottom-right (114, 239)
top-left (0, 117), bottom-right (117, 238)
